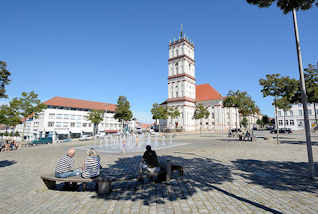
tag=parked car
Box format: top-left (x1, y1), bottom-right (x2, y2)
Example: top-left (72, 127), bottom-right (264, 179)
top-left (270, 128), bottom-right (292, 134)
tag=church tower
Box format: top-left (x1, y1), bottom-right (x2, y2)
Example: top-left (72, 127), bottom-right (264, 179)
top-left (166, 25), bottom-right (196, 131)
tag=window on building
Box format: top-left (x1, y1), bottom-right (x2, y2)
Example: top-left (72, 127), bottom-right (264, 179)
top-left (299, 110), bottom-right (303, 116)
top-left (176, 91), bottom-right (178, 97)
top-left (290, 120), bottom-right (294, 126)
top-left (88, 123), bottom-right (91, 127)
top-left (278, 120), bottom-right (283, 125)
top-left (76, 122), bottom-right (81, 127)
top-left (285, 120), bottom-right (289, 126)
top-left (56, 122), bottom-right (62, 127)
top-left (289, 111), bottom-right (293, 116)
top-left (298, 104), bottom-right (302, 108)
top-left (77, 115), bottom-right (81, 120)
top-left (64, 114), bottom-right (69, 120)
top-left (278, 111), bottom-right (281, 117)
top-left (316, 109), bottom-right (318, 115)
top-left (175, 63), bottom-right (178, 75)
top-left (83, 123), bottom-right (87, 127)
top-left (308, 109), bottom-right (312, 115)
top-left (70, 122), bottom-right (75, 127)
top-left (49, 113), bottom-right (55, 119)
top-left (56, 114), bottom-right (63, 119)
top-left (63, 122), bottom-right (68, 127)
top-left (298, 120), bottom-right (303, 127)
top-left (48, 122), bottom-right (54, 127)
top-left (71, 115), bottom-right (76, 120)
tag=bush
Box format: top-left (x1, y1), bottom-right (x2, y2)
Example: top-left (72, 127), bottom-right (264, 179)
top-left (4, 131), bottom-right (9, 136)
top-left (14, 132), bottom-right (20, 137)
top-left (9, 132), bottom-right (14, 137)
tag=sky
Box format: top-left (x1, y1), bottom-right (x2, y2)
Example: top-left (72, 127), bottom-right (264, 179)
top-left (1, 0), bottom-right (317, 123)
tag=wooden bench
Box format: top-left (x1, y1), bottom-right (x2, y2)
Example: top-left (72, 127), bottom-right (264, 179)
top-left (41, 175), bottom-right (112, 194)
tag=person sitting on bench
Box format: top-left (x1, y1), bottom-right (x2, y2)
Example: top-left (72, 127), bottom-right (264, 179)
top-left (81, 148), bottom-right (101, 179)
top-left (55, 148), bottom-right (81, 178)
top-left (138, 145), bottom-right (160, 181)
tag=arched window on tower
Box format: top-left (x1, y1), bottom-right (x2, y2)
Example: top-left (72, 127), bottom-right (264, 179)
top-left (176, 48), bottom-right (179, 56)
top-left (175, 63), bottom-right (178, 75)
top-left (189, 64), bottom-right (191, 75)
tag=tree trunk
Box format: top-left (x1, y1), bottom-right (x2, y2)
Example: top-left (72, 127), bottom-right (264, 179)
top-left (274, 96), bottom-right (279, 144)
top-left (292, 9), bottom-right (314, 178)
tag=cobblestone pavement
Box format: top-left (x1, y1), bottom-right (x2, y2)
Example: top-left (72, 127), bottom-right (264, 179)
top-left (1, 134), bottom-right (318, 214)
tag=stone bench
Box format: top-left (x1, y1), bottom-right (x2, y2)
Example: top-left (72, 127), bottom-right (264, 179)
top-left (41, 175), bottom-right (113, 194)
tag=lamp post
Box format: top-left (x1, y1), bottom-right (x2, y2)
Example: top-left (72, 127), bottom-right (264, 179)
top-left (292, 8), bottom-right (314, 178)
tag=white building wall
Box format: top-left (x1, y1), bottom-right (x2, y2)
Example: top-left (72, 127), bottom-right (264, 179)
top-left (275, 103), bottom-right (318, 130)
top-left (16, 106), bottom-right (121, 140)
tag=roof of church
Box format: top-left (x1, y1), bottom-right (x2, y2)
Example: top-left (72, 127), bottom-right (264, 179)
top-left (161, 83), bottom-right (223, 105)
top-left (196, 84), bottom-right (223, 102)
top-left (44, 96), bottom-right (117, 112)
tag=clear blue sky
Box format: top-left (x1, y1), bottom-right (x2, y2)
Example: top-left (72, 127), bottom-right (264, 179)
top-left (1, 0), bottom-right (317, 123)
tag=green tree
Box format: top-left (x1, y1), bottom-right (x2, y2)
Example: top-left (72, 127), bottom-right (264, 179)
top-left (262, 115), bottom-right (270, 126)
top-left (223, 93), bottom-right (237, 130)
top-left (151, 103), bottom-right (168, 132)
top-left (259, 74), bottom-right (298, 143)
top-left (240, 117), bottom-right (248, 128)
top-left (0, 61), bottom-right (11, 98)
top-left (246, 0), bottom-right (318, 14)
top-left (87, 110), bottom-right (104, 136)
top-left (193, 104), bottom-right (210, 135)
top-left (114, 96), bottom-right (133, 131)
top-left (14, 91), bottom-right (46, 141)
top-left (168, 106), bottom-right (181, 129)
top-left (0, 104), bottom-right (21, 129)
top-left (246, 0), bottom-right (317, 179)
top-left (256, 119), bottom-right (263, 128)
top-left (292, 63), bottom-right (318, 125)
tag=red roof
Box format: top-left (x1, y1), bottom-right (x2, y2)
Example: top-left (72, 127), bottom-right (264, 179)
top-left (44, 96), bottom-right (117, 112)
top-left (196, 84), bottom-right (222, 102)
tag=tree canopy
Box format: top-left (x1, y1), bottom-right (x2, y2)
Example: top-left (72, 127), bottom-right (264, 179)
top-left (15, 91), bottom-right (47, 119)
top-left (246, 0), bottom-right (318, 14)
top-left (87, 110), bottom-right (104, 135)
top-left (151, 103), bottom-right (168, 120)
top-left (114, 96), bottom-right (133, 122)
top-left (0, 61), bottom-right (11, 98)
top-left (193, 104), bottom-right (210, 120)
top-left (224, 90), bottom-right (259, 117)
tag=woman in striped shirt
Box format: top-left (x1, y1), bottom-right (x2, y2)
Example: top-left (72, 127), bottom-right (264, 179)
top-left (82, 148), bottom-right (101, 178)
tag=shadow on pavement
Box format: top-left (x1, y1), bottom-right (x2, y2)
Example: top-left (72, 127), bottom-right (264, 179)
top-left (0, 160), bottom-right (17, 168)
top-left (91, 155), bottom-right (284, 213)
top-left (232, 159), bottom-right (318, 193)
top-left (280, 140), bottom-right (318, 146)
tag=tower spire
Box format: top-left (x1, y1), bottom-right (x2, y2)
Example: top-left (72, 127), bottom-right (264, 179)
top-left (180, 24), bottom-right (183, 38)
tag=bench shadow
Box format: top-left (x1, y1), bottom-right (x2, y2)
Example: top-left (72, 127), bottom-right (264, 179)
top-left (232, 159), bottom-right (318, 193)
top-left (0, 160), bottom-right (17, 168)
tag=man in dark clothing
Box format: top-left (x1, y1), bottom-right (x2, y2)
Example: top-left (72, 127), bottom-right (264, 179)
top-left (143, 145), bottom-right (160, 168)
top-left (138, 145), bottom-right (160, 181)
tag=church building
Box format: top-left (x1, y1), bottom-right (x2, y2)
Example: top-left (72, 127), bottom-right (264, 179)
top-left (160, 29), bottom-right (240, 132)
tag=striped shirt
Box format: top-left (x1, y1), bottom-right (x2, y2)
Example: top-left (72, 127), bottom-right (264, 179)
top-left (55, 155), bottom-right (74, 174)
top-left (82, 156), bottom-right (101, 178)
